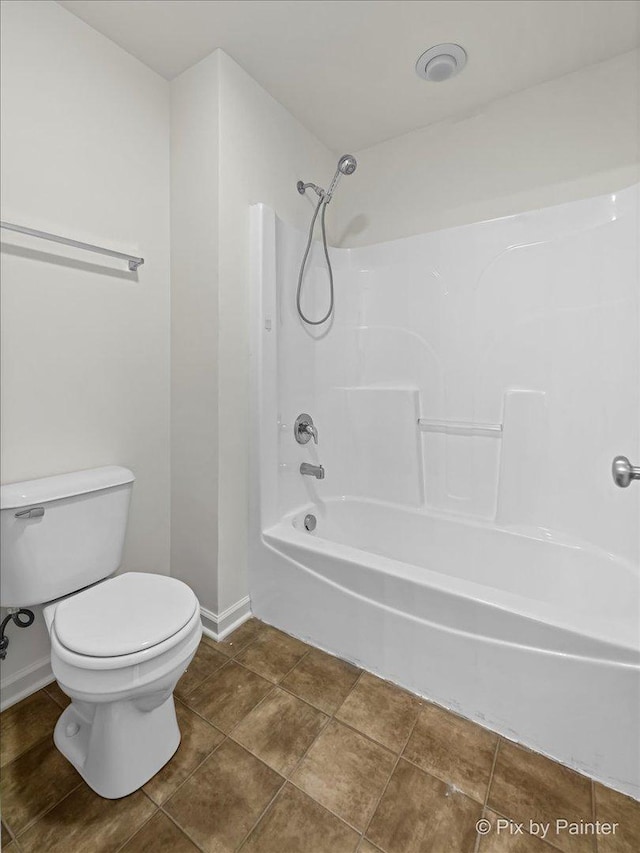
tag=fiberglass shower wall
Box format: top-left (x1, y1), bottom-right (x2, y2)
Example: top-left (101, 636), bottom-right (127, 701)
top-left (274, 186), bottom-right (639, 566)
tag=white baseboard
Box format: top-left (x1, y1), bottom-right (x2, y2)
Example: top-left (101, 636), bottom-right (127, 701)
top-left (200, 596), bottom-right (252, 642)
top-left (0, 656), bottom-right (54, 712)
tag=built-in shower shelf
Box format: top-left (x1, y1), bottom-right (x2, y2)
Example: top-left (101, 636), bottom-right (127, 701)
top-left (417, 418), bottom-right (503, 437)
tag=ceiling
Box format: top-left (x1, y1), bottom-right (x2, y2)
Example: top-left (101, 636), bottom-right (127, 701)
top-left (58, 0), bottom-right (640, 152)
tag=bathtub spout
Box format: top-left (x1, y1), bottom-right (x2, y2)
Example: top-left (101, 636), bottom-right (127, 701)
top-left (300, 463), bottom-right (325, 479)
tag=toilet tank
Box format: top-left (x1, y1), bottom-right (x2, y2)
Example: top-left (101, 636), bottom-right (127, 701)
top-left (0, 467), bottom-right (134, 607)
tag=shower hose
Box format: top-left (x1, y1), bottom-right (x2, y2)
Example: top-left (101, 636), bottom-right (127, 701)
top-left (296, 195), bottom-right (334, 325)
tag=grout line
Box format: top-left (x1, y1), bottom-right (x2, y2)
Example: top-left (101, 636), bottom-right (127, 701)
top-left (225, 685), bottom-right (282, 739)
top-left (235, 778), bottom-right (288, 852)
top-left (178, 657), bottom-right (242, 716)
top-left (177, 653), bottom-right (234, 703)
top-left (283, 712), bottom-right (333, 781)
top-left (2, 817), bottom-right (17, 844)
top-left (42, 685), bottom-right (69, 711)
top-left (113, 802), bottom-right (162, 853)
top-left (14, 780), bottom-right (84, 841)
top-left (229, 645), bottom-right (312, 687)
top-left (235, 664), bottom-right (373, 842)
top-left (241, 661), bottom-right (421, 841)
top-left (485, 737), bottom-right (501, 807)
top-left (0, 729), bottom-right (58, 775)
top-left (473, 737), bottom-right (501, 853)
top-left (284, 777), bottom-right (369, 837)
top-left (158, 804), bottom-right (210, 853)
top-left (151, 734), bottom-right (229, 811)
top-left (359, 713), bottom-right (421, 847)
top-left (385, 751), bottom-right (489, 807)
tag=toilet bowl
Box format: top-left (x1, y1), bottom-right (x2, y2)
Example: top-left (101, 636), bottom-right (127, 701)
top-left (0, 466), bottom-right (203, 800)
top-left (44, 572), bottom-right (202, 799)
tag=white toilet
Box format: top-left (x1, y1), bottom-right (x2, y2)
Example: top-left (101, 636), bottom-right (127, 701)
top-left (0, 466), bottom-right (202, 799)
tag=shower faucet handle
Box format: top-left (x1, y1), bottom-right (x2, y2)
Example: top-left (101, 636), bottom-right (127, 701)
top-left (294, 413), bottom-right (318, 445)
top-left (612, 455), bottom-right (640, 488)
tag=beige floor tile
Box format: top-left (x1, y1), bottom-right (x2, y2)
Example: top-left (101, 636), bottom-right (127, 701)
top-left (366, 758), bottom-right (481, 853)
top-left (488, 742), bottom-right (593, 853)
top-left (478, 811), bottom-right (557, 851)
top-left (206, 618), bottom-right (269, 658)
top-left (291, 719), bottom-right (396, 831)
top-left (243, 782), bottom-right (360, 853)
top-left (175, 640), bottom-right (228, 700)
top-left (143, 701), bottom-right (224, 804)
top-left (120, 811), bottom-right (200, 852)
top-left (336, 672), bottom-right (422, 753)
top-left (164, 739), bottom-right (283, 853)
top-left (0, 690), bottom-right (61, 767)
top-left (403, 703), bottom-right (497, 803)
top-left (232, 687), bottom-right (327, 775)
top-left (281, 647), bottom-right (361, 714)
top-left (1, 737), bottom-right (82, 834)
top-left (1, 820), bottom-right (12, 846)
top-left (18, 783), bottom-right (156, 853)
top-left (43, 681), bottom-right (71, 710)
top-left (236, 627), bottom-right (309, 683)
top-left (594, 783), bottom-right (640, 853)
top-left (186, 661), bottom-right (273, 733)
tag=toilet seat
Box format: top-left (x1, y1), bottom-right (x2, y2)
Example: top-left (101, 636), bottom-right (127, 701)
top-left (54, 573), bottom-right (198, 658)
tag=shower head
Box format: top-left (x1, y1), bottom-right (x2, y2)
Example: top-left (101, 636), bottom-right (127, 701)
top-left (297, 155), bottom-right (357, 202)
top-left (326, 154), bottom-right (357, 200)
top-left (337, 154), bottom-right (357, 176)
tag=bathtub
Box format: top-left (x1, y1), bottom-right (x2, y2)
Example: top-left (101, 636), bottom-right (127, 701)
top-left (249, 196), bottom-right (640, 800)
top-left (254, 498), bottom-right (639, 798)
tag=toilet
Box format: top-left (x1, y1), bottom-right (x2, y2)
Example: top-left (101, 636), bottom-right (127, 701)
top-left (0, 466), bottom-right (202, 799)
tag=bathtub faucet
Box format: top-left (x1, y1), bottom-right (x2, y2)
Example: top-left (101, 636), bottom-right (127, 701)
top-left (300, 462), bottom-right (325, 480)
top-left (294, 414), bottom-right (318, 445)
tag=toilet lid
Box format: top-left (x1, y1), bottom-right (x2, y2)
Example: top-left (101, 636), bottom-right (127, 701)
top-left (54, 573), bottom-right (198, 657)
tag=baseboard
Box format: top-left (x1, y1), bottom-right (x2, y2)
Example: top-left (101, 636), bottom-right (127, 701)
top-left (0, 656), bottom-right (54, 712)
top-left (200, 596), bottom-right (252, 642)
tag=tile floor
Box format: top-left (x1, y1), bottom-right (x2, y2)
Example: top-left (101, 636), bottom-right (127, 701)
top-left (1, 618), bottom-right (638, 853)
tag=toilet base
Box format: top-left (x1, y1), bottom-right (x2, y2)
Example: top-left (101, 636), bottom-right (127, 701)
top-left (54, 693), bottom-right (181, 799)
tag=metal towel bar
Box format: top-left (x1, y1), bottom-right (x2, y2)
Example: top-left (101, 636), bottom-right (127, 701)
top-left (0, 221), bottom-right (144, 271)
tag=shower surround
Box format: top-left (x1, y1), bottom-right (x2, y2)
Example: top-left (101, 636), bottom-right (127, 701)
top-left (249, 185), bottom-right (640, 799)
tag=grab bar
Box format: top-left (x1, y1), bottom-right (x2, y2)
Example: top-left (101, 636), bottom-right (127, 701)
top-left (417, 418), bottom-right (502, 437)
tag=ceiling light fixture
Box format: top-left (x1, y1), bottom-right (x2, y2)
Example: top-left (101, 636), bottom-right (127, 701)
top-left (415, 43), bottom-right (467, 82)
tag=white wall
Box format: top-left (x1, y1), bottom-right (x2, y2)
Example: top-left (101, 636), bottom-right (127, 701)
top-left (0, 0), bottom-right (170, 703)
top-left (170, 52), bottom-right (220, 613)
top-left (168, 50), bottom-right (336, 622)
top-left (216, 51), bottom-right (336, 612)
top-left (337, 51), bottom-right (640, 246)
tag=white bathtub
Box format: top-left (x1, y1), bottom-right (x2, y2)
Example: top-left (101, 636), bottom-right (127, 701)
top-left (249, 195), bottom-right (640, 800)
top-left (270, 498), bottom-right (639, 663)
top-left (256, 498), bottom-right (640, 798)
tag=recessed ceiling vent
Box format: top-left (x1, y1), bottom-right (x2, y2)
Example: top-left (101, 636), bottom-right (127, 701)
top-left (415, 44), bottom-right (467, 82)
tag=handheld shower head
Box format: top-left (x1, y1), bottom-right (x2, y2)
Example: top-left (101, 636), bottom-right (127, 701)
top-left (337, 155), bottom-right (357, 175)
top-left (326, 154), bottom-right (357, 200)
top-left (295, 154), bottom-right (358, 324)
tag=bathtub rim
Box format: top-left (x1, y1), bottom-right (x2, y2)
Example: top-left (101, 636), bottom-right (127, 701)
top-left (263, 497), bottom-right (640, 665)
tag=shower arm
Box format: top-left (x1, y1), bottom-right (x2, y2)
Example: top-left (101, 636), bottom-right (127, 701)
top-left (297, 181), bottom-right (326, 200)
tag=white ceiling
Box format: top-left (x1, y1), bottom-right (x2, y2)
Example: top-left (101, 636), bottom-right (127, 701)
top-left (58, 0), bottom-right (640, 152)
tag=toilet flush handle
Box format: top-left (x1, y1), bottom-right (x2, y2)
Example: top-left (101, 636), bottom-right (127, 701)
top-left (15, 507), bottom-right (45, 519)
